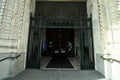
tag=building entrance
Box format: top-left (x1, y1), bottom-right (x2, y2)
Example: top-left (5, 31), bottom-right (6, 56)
top-left (26, 1), bottom-right (94, 70)
top-left (44, 28), bottom-right (74, 57)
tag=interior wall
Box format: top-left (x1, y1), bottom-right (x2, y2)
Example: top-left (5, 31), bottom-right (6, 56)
top-left (41, 29), bottom-right (46, 42)
top-left (74, 29), bottom-right (80, 57)
top-left (41, 28), bottom-right (46, 52)
top-left (87, 0), bottom-right (92, 18)
top-left (30, 0), bottom-right (36, 17)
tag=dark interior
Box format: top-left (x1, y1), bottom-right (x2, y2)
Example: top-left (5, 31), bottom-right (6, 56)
top-left (41, 28), bottom-right (74, 57)
top-left (46, 54), bottom-right (73, 68)
top-left (26, 1), bottom-right (95, 70)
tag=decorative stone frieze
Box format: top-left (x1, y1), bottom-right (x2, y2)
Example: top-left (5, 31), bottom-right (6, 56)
top-left (97, 0), bottom-right (109, 50)
top-left (0, 0), bottom-right (26, 49)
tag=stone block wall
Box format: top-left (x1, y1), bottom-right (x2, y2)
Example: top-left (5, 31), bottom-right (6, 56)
top-left (0, 0), bottom-right (14, 39)
top-left (0, 54), bottom-right (10, 79)
top-left (0, 0), bottom-right (120, 79)
top-left (87, 0), bottom-right (120, 79)
top-left (0, 0), bottom-right (31, 79)
top-left (107, 0), bottom-right (120, 79)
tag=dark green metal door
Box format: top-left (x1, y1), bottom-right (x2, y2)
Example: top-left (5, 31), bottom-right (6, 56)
top-left (26, 18), bottom-right (41, 69)
top-left (80, 18), bottom-right (95, 70)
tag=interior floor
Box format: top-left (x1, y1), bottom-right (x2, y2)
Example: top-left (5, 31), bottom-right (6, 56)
top-left (40, 55), bottom-right (80, 70)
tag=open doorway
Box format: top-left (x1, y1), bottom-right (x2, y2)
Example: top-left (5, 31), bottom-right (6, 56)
top-left (40, 28), bottom-right (77, 69)
top-left (45, 28), bottom-right (74, 57)
top-left (26, 1), bottom-right (94, 70)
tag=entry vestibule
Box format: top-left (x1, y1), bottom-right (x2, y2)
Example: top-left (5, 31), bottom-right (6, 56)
top-left (2, 0), bottom-right (119, 79)
top-left (26, 1), bottom-right (94, 70)
top-left (45, 28), bottom-right (74, 57)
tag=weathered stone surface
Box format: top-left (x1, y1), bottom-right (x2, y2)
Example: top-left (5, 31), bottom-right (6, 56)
top-left (0, 0), bottom-right (120, 80)
top-left (0, 59), bottom-right (10, 80)
top-left (0, 0), bottom-right (30, 79)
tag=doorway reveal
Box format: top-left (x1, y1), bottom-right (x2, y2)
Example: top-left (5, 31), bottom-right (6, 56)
top-left (26, 1), bottom-right (94, 70)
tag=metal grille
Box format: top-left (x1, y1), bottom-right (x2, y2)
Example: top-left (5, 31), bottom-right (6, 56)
top-left (30, 16), bottom-right (88, 29)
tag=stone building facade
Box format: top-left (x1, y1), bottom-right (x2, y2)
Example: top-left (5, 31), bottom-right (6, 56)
top-left (0, 0), bottom-right (120, 79)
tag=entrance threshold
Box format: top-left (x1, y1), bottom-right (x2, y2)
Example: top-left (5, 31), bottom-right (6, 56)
top-left (41, 68), bottom-right (79, 71)
top-left (40, 56), bottom-right (80, 70)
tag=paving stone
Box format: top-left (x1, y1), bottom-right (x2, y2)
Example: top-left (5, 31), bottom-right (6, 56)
top-left (4, 69), bottom-right (106, 80)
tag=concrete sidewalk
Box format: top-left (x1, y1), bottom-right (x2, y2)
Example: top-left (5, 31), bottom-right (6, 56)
top-left (5, 69), bottom-right (106, 80)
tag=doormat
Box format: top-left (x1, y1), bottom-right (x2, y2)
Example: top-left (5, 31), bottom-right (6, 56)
top-left (46, 54), bottom-right (73, 68)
